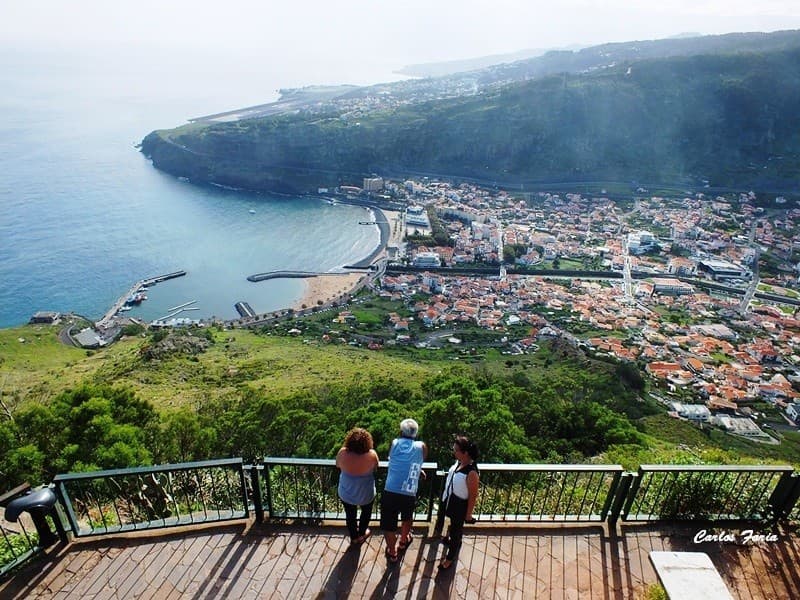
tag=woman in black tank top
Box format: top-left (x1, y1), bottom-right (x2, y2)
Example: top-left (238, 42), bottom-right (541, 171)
top-left (438, 435), bottom-right (480, 570)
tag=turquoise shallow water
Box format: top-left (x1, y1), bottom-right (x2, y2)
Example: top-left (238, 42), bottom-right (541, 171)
top-left (0, 46), bottom-right (387, 327)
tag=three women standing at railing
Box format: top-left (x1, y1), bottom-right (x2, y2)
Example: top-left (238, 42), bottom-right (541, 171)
top-left (438, 435), bottom-right (480, 570)
top-left (336, 427), bottom-right (380, 545)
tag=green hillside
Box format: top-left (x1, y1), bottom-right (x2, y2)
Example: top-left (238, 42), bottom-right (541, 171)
top-left (142, 47), bottom-right (800, 193)
top-left (2, 324), bottom-right (799, 495)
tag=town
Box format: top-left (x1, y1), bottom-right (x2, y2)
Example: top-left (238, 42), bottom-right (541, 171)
top-left (329, 177), bottom-right (800, 444)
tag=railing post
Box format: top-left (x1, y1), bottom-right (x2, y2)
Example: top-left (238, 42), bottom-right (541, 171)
top-left (769, 472), bottom-right (800, 522)
top-left (53, 479), bottom-right (80, 537)
top-left (425, 467), bottom-right (435, 523)
top-left (263, 461), bottom-right (273, 520)
top-left (237, 460), bottom-right (250, 519)
top-left (250, 465), bottom-right (264, 523)
top-left (607, 472), bottom-right (635, 526)
top-left (600, 470), bottom-right (623, 521)
top-left (432, 469), bottom-right (445, 535)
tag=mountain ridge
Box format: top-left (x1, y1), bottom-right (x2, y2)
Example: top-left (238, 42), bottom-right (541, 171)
top-left (141, 31), bottom-right (800, 194)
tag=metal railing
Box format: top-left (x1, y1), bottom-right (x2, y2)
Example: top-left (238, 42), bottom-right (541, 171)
top-left (0, 485), bottom-right (39, 578)
top-left (468, 464), bottom-right (623, 522)
top-left (620, 465), bottom-right (794, 522)
top-left (259, 458), bottom-right (439, 522)
top-left (53, 458), bottom-right (248, 537)
top-left (4, 458), bottom-right (800, 578)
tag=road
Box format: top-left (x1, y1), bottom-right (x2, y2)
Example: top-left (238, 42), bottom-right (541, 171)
top-left (739, 219), bottom-right (761, 314)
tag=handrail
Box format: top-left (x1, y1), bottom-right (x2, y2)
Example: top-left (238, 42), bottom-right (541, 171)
top-left (4, 458), bottom-right (800, 577)
top-left (53, 458), bottom-right (248, 538)
top-left (260, 458), bottom-right (439, 522)
top-left (637, 464), bottom-right (793, 473)
top-left (622, 465), bottom-right (794, 522)
top-left (52, 458), bottom-right (243, 482)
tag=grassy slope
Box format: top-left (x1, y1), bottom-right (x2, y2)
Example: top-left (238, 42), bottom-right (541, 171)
top-left (0, 325), bottom-right (436, 411)
top-left (3, 325), bottom-right (798, 468)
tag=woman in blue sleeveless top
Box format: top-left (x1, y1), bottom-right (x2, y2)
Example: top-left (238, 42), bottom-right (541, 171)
top-left (336, 427), bottom-right (379, 545)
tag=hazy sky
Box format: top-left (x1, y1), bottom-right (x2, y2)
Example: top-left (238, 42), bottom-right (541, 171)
top-left (4, 0), bottom-right (800, 67)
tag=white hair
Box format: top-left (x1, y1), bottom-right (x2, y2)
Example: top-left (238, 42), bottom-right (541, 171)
top-left (400, 418), bottom-right (419, 438)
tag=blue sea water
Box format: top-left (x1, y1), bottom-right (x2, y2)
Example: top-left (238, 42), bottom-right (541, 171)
top-left (0, 46), bottom-right (398, 328)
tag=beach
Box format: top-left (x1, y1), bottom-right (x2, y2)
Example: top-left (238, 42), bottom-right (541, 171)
top-left (290, 206), bottom-right (404, 311)
top-left (292, 272), bottom-right (365, 310)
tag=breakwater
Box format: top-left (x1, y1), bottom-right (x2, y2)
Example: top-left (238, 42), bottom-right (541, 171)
top-left (247, 270), bottom-right (317, 282)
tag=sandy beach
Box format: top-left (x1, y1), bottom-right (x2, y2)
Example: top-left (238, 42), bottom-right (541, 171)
top-left (290, 206), bottom-right (404, 311)
top-left (292, 272), bottom-right (365, 310)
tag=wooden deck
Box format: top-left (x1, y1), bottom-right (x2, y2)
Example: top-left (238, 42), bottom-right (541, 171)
top-left (2, 520), bottom-right (798, 599)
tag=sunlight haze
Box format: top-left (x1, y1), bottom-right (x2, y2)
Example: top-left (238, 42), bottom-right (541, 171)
top-left (3, 0), bottom-right (800, 68)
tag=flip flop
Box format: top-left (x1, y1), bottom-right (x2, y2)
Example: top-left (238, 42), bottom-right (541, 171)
top-left (398, 533), bottom-right (413, 551)
top-left (438, 558), bottom-right (454, 570)
top-left (385, 548), bottom-right (398, 563)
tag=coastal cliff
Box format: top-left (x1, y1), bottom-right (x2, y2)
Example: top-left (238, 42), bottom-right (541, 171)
top-left (141, 44), bottom-right (800, 194)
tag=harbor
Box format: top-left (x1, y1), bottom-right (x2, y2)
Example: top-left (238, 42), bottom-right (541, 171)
top-left (96, 271), bottom-right (186, 329)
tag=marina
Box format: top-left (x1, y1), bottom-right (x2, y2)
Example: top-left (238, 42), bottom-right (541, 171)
top-left (96, 271), bottom-right (186, 329)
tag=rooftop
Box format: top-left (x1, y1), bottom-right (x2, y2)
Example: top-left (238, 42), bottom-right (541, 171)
top-left (3, 520), bottom-right (798, 599)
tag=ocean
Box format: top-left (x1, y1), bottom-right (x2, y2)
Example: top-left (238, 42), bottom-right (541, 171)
top-left (0, 45), bottom-right (402, 328)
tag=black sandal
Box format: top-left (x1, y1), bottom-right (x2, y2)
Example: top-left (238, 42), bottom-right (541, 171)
top-left (385, 548), bottom-right (398, 563)
top-left (398, 533), bottom-right (413, 551)
top-left (438, 558), bottom-right (454, 570)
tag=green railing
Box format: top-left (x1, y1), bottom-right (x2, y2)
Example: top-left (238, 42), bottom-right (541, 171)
top-left (0, 485), bottom-right (39, 578)
top-left (620, 465), bottom-right (794, 522)
top-left (468, 464), bottom-right (623, 522)
top-left (53, 458), bottom-right (248, 537)
top-left (259, 458), bottom-right (439, 522)
top-left (4, 459), bottom-right (800, 578)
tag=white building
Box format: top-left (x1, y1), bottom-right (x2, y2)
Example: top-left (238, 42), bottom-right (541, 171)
top-left (712, 416), bottom-right (766, 438)
top-left (786, 402), bottom-right (800, 423)
top-left (698, 259), bottom-right (748, 280)
top-left (363, 177), bottom-right (384, 192)
top-left (406, 205), bottom-right (430, 227)
top-left (627, 231), bottom-right (658, 255)
top-left (413, 251), bottom-right (441, 268)
top-left (670, 402), bottom-right (711, 422)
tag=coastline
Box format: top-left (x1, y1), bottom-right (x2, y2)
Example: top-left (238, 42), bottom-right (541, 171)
top-left (342, 205), bottom-right (390, 268)
top-left (292, 272), bottom-right (365, 310)
top-left (288, 203), bottom-right (404, 311)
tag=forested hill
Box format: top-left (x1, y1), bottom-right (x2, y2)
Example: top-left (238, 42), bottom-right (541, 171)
top-left (141, 45), bottom-right (800, 194)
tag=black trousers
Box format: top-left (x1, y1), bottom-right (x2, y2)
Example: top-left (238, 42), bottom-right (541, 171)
top-left (444, 495), bottom-right (468, 560)
top-left (342, 500), bottom-right (373, 540)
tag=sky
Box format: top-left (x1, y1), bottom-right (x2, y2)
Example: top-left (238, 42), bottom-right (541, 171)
top-left (3, 0), bottom-right (800, 69)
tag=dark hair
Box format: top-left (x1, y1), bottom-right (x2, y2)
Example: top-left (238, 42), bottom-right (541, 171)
top-left (454, 435), bottom-right (479, 461)
top-left (344, 428), bottom-right (374, 454)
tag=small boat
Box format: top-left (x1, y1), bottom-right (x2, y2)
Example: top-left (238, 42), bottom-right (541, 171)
top-left (125, 292), bottom-right (147, 305)
top-left (249, 209), bottom-right (256, 214)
